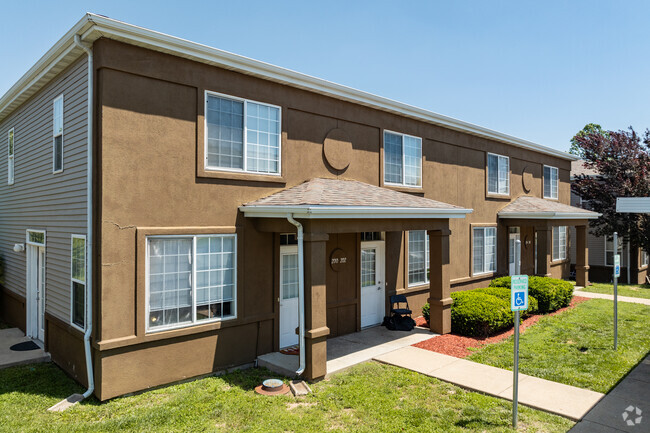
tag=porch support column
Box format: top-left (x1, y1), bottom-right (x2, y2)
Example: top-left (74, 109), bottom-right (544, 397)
top-left (427, 229), bottom-right (452, 334)
top-left (575, 225), bottom-right (590, 287)
top-left (303, 231), bottom-right (329, 381)
top-left (536, 225), bottom-right (552, 277)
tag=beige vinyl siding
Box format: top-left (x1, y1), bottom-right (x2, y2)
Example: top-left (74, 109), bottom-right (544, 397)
top-left (0, 57), bottom-right (88, 323)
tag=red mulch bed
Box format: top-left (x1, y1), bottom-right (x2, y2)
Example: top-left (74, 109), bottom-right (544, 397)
top-left (413, 296), bottom-right (590, 358)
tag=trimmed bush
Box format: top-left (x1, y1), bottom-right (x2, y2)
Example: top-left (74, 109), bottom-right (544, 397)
top-left (422, 302), bottom-right (430, 323)
top-left (489, 276), bottom-right (573, 313)
top-left (450, 291), bottom-right (513, 337)
top-left (474, 286), bottom-right (539, 317)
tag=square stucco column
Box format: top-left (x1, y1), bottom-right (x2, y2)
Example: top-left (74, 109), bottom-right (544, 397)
top-left (427, 229), bottom-right (452, 334)
top-left (303, 232), bottom-right (330, 381)
top-left (575, 225), bottom-right (590, 287)
top-left (536, 226), bottom-right (552, 277)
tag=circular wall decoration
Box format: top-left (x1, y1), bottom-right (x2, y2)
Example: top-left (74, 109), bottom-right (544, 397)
top-left (323, 128), bottom-right (352, 171)
top-left (522, 166), bottom-right (533, 193)
top-left (329, 248), bottom-right (348, 272)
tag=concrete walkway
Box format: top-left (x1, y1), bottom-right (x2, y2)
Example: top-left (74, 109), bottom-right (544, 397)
top-left (574, 288), bottom-right (650, 306)
top-left (0, 328), bottom-right (50, 369)
top-left (374, 346), bottom-right (604, 421)
top-left (258, 325), bottom-right (434, 378)
top-left (570, 354), bottom-right (649, 432)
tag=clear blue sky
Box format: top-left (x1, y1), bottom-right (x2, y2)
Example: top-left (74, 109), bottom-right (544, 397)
top-left (1, 1), bottom-right (648, 153)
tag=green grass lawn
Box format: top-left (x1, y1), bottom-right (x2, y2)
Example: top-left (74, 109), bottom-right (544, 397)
top-left (580, 282), bottom-right (650, 299)
top-left (467, 299), bottom-right (650, 393)
top-left (0, 362), bottom-right (573, 433)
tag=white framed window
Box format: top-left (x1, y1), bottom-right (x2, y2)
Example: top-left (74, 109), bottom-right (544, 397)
top-left (53, 95), bottom-right (64, 173)
top-left (473, 227), bottom-right (497, 275)
top-left (641, 249), bottom-right (649, 268)
top-left (205, 91), bottom-right (281, 175)
top-left (71, 235), bottom-right (86, 330)
top-left (408, 231), bottom-right (429, 286)
top-left (543, 165), bottom-right (558, 199)
top-left (26, 229), bottom-right (46, 247)
top-left (487, 153), bottom-right (509, 195)
top-left (384, 130), bottom-right (422, 187)
top-left (146, 234), bottom-right (237, 332)
top-left (552, 226), bottom-right (567, 261)
top-left (605, 236), bottom-right (623, 266)
top-left (7, 128), bottom-right (14, 185)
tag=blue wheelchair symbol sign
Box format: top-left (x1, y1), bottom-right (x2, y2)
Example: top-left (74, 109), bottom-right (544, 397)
top-left (514, 291), bottom-right (525, 307)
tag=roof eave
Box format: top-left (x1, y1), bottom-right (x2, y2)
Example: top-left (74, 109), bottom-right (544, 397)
top-left (239, 205), bottom-right (473, 219)
top-left (498, 211), bottom-right (601, 220)
top-left (0, 13), bottom-right (576, 161)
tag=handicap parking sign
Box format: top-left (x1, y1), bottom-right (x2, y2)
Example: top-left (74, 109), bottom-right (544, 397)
top-left (511, 275), bottom-right (529, 311)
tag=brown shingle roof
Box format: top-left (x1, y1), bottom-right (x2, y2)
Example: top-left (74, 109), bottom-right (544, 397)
top-left (498, 196), bottom-right (599, 219)
top-left (244, 178), bottom-right (466, 209)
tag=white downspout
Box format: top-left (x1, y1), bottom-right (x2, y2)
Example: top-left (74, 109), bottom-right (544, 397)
top-left (286, 214), bottom-right (305, 376)
top-left (73, 34), bottom-right (94, 399)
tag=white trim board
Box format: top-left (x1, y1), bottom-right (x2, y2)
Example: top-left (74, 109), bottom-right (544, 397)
top-left (0, 13), bottom-right (577, 162)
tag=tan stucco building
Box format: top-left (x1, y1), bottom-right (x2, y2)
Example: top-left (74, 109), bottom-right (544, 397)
top-left (0, 14), bottom-right (598, 400)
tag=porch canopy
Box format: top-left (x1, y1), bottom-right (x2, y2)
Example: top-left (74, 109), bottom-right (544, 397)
top-left (240, 178), bottom-right (472, 381)
top-left (498, 196), bottom-right (600, 285)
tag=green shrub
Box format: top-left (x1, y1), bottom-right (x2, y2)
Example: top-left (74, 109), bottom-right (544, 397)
top-left (489, 276), bottom-right (573, 313)
top-left (474, 286), bottom-right (539, 316)
top-left (450, 291), bottom-right (513, 337)
top-left (422, 302), bottom-right (430, 323)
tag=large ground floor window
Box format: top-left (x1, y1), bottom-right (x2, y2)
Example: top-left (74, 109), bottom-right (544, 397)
top-left (147, 234), bottom-right (236, 331)
top-left (408, 231), bottom-right (429, 286)
top-left (552, 226), bottom-right (567, 261)
top-left (473, 227), bottom-right (496, 275)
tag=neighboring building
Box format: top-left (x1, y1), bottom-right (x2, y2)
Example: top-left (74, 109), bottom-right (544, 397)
top-left (570, 160), bottom-right (649, 284)
top-left (0, 14), bottom-right (598, 400)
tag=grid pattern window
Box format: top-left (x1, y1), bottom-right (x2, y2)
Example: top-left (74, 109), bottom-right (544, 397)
top-left (205, 93), bottom-right (280, 175)
top-left (552, 226), bottom-right (567, 261)
top-left (361, 248), bottom-right (376, 287)
top-left (361, 232), bottom-right (383, 241)
top-left (543, 165), bottom-right (558, 199)
top-left (53, 95), bottom-right (64, 173)
top-left (473, 227), bottom-right (497, 275)
top-left (281, 250), bottom-right (299, 300)
top-left (605, 236), bottom-right (623, 266)
top-left (280, 233), bottom-right (298, 245)
top-left (71, 235), bottom-right (86, 329)
top-left (147, 234), bottom-right (236, 331)
top-left (408, 231), bottom-right (429, 285)
top-left (384, 131), bottom-right (422, 187)
top-left (7, 128), bottom-right (14, 185)
top-left (487, 153), bottom-right (509, 195)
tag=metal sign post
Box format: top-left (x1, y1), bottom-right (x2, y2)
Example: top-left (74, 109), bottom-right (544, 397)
top-left (510, 241), bottom-right (527, 429)
top-left (613, 232), bottom-right (619, 350)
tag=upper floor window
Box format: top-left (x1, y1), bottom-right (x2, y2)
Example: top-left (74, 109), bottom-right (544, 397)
top-left (408, 231), bottom-right (429, 286)
top-left (487, 153), bottom-right (509, 195)
top-left (543, 165), bottom-right (558, 199)
top-left (473, 227), bottom-right (496, 275)
top-left (384, 131), bottom-right (422, 187)
top-left (147, 234), bottom-right (237, 332)
top-left (205, 92), bottom-right (281, 175)
top-left (7, 128), bottom-right (14, 185)
top-left (71, 235), bottom-right (86, 330)
top-left (53, 95), bottom-right (64, 173)
top-left (552, 226), bottom-right (567, 261)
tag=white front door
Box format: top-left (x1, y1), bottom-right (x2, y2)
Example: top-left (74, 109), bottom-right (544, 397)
top-left (279, 246), bottom-right (299, 348)
top-left (361, 241), bottom-right (385, 328)
top-left (26, 245), bottom-right (46, 342)
top-left (509, 232), bottom-right (521, 276)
